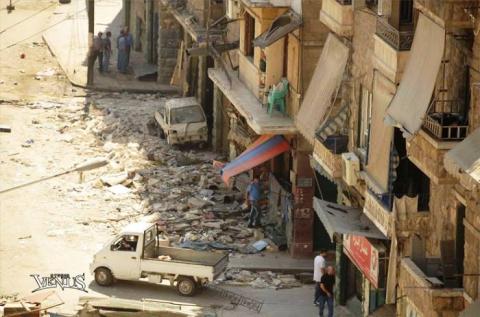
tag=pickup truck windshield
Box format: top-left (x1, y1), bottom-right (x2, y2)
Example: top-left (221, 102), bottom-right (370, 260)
top-left (171, 106), bottom-right (204, 124)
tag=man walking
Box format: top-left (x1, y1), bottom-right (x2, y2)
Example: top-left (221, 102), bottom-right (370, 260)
top-left (314, 249), bottom-right (327, 305)
top-left (93, 32), bottom-right (104, 72)
top-left (102, 31), bottom-right (112, 73)
top-left (246, 178), bottom-right (262, 228)
top-left (318, 266), bottom-right (335, 317)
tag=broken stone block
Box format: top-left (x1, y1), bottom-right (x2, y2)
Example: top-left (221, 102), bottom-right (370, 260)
top-left (187, 197), bottom-right (209, 209)
top-left (101, 172), bottom-right (128, 186)
top-left (107, 184), bottom-right (131, 195)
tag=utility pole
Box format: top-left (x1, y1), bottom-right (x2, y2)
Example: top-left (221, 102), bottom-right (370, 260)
top-left (6, 0), bottom-right (15, 13)
top-left (87, 0), bottom-right (95, 85)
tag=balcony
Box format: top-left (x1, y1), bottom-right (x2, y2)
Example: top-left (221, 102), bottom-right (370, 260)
top-left (373, 19), bottom-right (414, 83)
top-left (399, 258), bottom-right (465, 316)
top-left (414, 0), bottom-right (477, 29)
top-left (423, 100), bottom-right (469, 141)
top-left (312, 135), bottom-right (348, 180)
top-left (363, 190), bottom-right (393, 238)
top-left (407, 129), bottom-right (457, 184)
top-left (319, 0), bottom-right (353, 37)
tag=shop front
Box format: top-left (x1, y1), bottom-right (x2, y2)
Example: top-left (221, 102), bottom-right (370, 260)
top-left (313, 198), bottom-right (391, 316)
top-left (343, 234), bottom-right (389, 315)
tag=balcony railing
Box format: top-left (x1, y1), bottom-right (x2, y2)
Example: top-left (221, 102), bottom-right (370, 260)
top-left (423, 100), bottom-right (469, 141)
top-left (312, 135), bottom-right (348, 179)
top-left (376, 18), bottom-right (414, 51)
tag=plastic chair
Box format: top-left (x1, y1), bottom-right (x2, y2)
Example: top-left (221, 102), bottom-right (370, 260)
top-left (267, 78), bottom-right (289, 116)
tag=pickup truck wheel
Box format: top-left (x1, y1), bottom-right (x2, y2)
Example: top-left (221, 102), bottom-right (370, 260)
top-left (95, 268), bottom-right (113, 286)
top-left (176, 276), bottom-right (196, 296)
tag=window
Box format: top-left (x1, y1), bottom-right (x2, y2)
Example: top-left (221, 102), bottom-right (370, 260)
top-left (357, 85), bottom-right (372, 155)
top-left (399, 0), bottom-right (413, 25)
top-left (244, 12), bottom-right (255, 58)
top-left (112, 235), bottom-right (139, 252)
top-left (170, 105), bottom-right (205, 124)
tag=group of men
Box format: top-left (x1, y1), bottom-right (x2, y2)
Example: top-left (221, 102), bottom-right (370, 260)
top-left (314, 250), bottom-right (336, 317)
top-left (91, 26), bottom-right (133, 74)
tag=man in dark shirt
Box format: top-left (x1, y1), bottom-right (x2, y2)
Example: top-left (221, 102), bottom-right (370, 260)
top-left (246, 178), bottom-right (262, 228)
top-left (318, 265), bottom-right (335, 317)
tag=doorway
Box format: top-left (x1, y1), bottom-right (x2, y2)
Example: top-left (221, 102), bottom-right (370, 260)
top-left (313, 172), bottom-right (336, 251)
top-left (456, 203), bottom-right (466, 286)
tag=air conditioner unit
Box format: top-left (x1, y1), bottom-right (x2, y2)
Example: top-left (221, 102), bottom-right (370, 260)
top-left (342, 152), bottom-right (360, 186)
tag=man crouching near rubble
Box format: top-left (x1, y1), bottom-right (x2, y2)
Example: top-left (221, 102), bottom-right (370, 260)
top-left (246, 178), bottom-right (262, 228)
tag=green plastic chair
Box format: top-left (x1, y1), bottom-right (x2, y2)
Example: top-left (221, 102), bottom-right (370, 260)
top-left (267, 78), bottom-right (289, 116)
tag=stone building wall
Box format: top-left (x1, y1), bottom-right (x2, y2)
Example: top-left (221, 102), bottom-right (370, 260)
top-left (157, 2), bottom-right (182, 84)
top-left (469, 31), bottom-right (480, 130)
top-left (434, 33), bottom-right (471, 113)
top-left (301, 0), bottom-right (328, 93)
top-left (425, 183), bottom-right (457, 257)
top-left (349, 9), bottom-right (376, 152)
top-left (463, 186), bottom-right (480, 300)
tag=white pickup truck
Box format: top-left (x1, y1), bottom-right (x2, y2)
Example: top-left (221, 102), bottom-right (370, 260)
top-left (154, 97), bottom-right (208, 146)
top-left (90, 222), bottom-right (228, 296)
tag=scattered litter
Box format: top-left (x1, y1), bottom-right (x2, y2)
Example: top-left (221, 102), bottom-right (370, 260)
top-left (18, 235), bottom-right (32, 240)
top-left (21, 139), bottom-right (34, 147)
top-left (35, 68), bottom-right (56, 77)
top-left (221, 269), bottom-right (302, 290)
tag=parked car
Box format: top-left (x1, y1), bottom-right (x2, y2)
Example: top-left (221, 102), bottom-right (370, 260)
top-left (90, 222), bottom-right (228, 296)
top-left (154, 97), bottom-right (208, 146)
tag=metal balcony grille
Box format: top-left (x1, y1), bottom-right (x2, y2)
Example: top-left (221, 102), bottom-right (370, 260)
top-left (376, 18), bottom-right (414, 51)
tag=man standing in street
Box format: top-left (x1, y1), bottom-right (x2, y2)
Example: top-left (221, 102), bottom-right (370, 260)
top-left (123, 26), bottom-right (134, 67)
top-left (102, 31), bottom-right (112, 73)
top-left (93, 32), bottom-right (104, 72)
top-left (318, 266), bottom-right (335, 317)
top-left (314, 249), bottom-right (327, 305)
top-left (117, 30), bottom-right (127, 73)
top-left (246, 178), bottom-right (262, 228)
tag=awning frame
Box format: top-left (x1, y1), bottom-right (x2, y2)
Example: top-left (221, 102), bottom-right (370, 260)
top-left (313, 198), bottom-right (387, 241)
top-left (253, 10), bottom-right (302, 48)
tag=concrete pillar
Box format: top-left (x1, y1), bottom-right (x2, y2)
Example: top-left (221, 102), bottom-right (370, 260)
top-left (212, 84), bottom-right (224, 153)
top-left (290, 147), bottom-right (314, 257)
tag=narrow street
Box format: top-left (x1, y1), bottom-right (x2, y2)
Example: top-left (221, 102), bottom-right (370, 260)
top-left (0, 1), bottom-right (327, 316)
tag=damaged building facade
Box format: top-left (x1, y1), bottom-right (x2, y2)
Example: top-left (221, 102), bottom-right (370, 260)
top-left (121, 0), bottom-right (480, 315)
top-left (309, 0), bottom-right (480, 315)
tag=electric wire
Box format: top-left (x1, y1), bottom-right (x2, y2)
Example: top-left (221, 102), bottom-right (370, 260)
top-left (0, 2), bottom-right (56, 35)
top-left (0, 7), bottom-right (86, 52)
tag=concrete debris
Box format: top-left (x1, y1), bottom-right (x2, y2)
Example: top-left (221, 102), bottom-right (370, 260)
top-left (47, 95), bottom-right (276, 254)
top-left (107, 184), bottom-right (131, 195)
top-left (221, 269), bottom-right (302, 290)
top-left (100, 172), bottom-right (129, 186)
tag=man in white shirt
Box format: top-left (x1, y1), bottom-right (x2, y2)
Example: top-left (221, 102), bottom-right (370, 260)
top-left (313, 249), bottom-right (328, 305)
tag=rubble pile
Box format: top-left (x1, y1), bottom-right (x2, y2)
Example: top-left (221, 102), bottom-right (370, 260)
top-left (220, 269), bottom-right (302, 290)
top-left (37, 93), bottom-right (279, 253)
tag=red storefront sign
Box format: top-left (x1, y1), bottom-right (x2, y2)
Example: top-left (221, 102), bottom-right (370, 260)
top-left (343, 234), bottom-right (380, 288)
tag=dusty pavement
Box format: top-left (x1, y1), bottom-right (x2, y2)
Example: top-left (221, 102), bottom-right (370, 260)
top-left (0, 1), bottom-right (352, 316)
